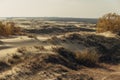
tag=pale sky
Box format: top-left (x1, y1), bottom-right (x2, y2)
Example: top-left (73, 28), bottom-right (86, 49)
top-left (0, 0), bottom-right (120, 18)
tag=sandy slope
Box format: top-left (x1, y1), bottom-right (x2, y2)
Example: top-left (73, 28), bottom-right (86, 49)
top-left (0, 36), bottom-right (34, 56)
top-left (0, 31), bottom-right (119, 80)
top-left (0, 32), bottom-right (85, 57)
top-left (0, 47), bottom-right (119, 80)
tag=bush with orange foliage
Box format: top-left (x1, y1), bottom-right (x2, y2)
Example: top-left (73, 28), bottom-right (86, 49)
top-left (97, 13), bottom-right (120, 34)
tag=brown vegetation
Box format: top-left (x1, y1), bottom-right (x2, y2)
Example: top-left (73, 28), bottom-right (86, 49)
top-left (0, 61), bottom-right (11, 72)
top-left (97, 13), bottom-right (120, 34)
top-left (63, 33), bottom-right (120, 64)
top-left (53, 47), bottom-right (100, 67)
top-left (75, 49), bottom-right (100, 65)
top-left (0, 22), bottom-right (21, 36)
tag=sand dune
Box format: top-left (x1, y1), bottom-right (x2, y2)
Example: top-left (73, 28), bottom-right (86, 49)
top-left (0, 19), bottom-right (119, 80)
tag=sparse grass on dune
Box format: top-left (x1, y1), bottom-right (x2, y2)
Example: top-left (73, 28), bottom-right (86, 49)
top-left (0, 51), bottom-right (93, 80)
top-left (0, 61), bottom-right (11, 72)
top-left (0, 46), bottom-right (118, 80)
top-left (0, 48), bottom-right (34, 73)
top-left (60, 33), bottom-right (120, 64)
top-left (17, 46), bottom-right (45, 55)
top-left (53, 47), bottom-right (100, 67)
top-left (75, 49), bottom-right (100, 66)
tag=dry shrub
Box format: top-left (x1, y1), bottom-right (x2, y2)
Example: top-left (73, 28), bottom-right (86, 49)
top-left (0, 61), bottom-right (10, 72)
top-left (7, 54), bottom-right (22, 65)
top-left (54, 47), bottom-right (100, 67)
top-left (75, 49), bottom-right (100, 65)
top-left (12, 54), bottom-right (21, 59)
top-left (53, 47), bottom-right (76, 62)
top-left (97, 13), bottom-right (120, 34)
top-left (34, 45), bottom-right (45, 50)
top-left (17, 47), bottom-right (28, 54)
top-left (0, 22), bottom-right (21, 36)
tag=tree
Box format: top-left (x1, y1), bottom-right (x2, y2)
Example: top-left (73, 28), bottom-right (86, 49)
top-left (97, 13), bottom-right (120, 34)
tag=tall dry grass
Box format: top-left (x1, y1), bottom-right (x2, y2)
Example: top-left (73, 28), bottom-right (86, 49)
top-left (0, 22), bottom-right (21, 36)
top-left (54, 47), bottom-right (100, 66)
top-left (97, 13), bottom-right (120, 34)
top-left (75, 49), bottom-right (100, 65)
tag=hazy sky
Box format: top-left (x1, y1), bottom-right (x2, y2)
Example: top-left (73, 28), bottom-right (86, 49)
top-left (0, 0), bottom-right (120, 18)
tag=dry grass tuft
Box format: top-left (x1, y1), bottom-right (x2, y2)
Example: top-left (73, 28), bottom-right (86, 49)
top-left (75, 49), bottom-right (100, 65)
top-left (0, 60), bottom-right (11, 72)
top-left (34, 45), bottom-right (45, 50)
top-left (54, 47), bottom-right (100, 67)
top-left (17, 47), bottom-right (28, 54)
top-left (0, 21), bottom-right (22, 36)
top-left (97, 13), bottom-right (120, 34)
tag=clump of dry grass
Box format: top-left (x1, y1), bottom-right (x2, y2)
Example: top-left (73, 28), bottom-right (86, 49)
top-left (17, 45), bottom-right (43, 53)
top-left (0, 21), bottom-right (21, 36)
top-left (27, 34), bottom-right (37, 39)
top-left (0, 61), bottom-right (10, 72)
top-left (12, 54), bottom-right (21, 59)
top-left (7, 54), bottom-right (22, 65)
top-left (97, 13), bottom-right (120, 34)
top-left (54, 47), bottom-right (100, 67)
top-left (75, 49), bottom-right (100, 66)
top-left (17, 47), bottom-right (28, 54)
top-left (34, 45), bottom-right (45, 50)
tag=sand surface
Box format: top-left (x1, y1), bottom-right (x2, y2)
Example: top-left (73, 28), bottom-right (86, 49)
top-left (0, 20), bottom-right (119, 80)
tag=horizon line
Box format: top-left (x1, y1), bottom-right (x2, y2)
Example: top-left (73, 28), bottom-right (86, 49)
top-left (0, 17), bottom-right (98, 19)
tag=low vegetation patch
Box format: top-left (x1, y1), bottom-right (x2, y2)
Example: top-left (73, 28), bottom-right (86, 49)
top-left (75, 49), bottom-right (100, 66)
top-left (0, 61), bottom-right (11, 72)
top-left (97, 13), bottom-right (120, 35)
top-left (57, 73), bottom-right (93, 80)
top-left (0, 21), bottom-right (22, 36)
top-left (62, 33), bottom-right (120, 64)
top-left (53, 47), bottom-right (100, 67)
top-left (17, 47), bottom-right (28, 54)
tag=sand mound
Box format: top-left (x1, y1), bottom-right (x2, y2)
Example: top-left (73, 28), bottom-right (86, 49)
top-left (98, 31), bottom-right (117, 38)
top-left (0, 51), bottom-right (93, 80)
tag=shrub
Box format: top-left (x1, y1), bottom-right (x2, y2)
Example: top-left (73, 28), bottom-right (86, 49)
top-left (75, 49), bottom-right (100, 66)
top-left (0, 61), bottom-right (10, 72)
top-left (0, 22), bottom-right (21, 36)
top-left (12, 54), bottom-right (21, 59)
top-left (17, 47), bottom-right (28, 54)
top-left (34, 45), bottom-right (45, 50)
top-left (97, 13), bottom-right (120, 34)
top-left (53, 47), bottom-right (76, 62)
top-left (7, 54), bottom-right (21, 65)
top-left (54, 47), bottom-right (100, 67)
